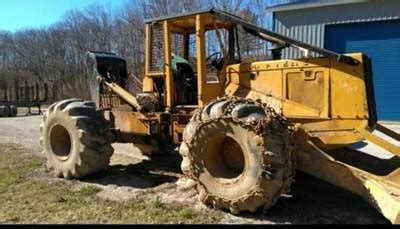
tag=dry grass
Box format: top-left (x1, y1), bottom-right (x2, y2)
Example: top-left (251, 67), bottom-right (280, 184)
top-left (0, 143), bottom-right (223, 224)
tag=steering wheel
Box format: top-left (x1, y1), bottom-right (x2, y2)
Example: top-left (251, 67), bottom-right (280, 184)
top-left (206, 52), bottom-right (224, 71)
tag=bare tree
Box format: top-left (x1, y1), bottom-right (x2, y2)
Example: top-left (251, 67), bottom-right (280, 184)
top-left (0, 0), bottom-right (269, 100)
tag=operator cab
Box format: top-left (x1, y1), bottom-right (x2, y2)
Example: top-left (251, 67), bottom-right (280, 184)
top-left (143, 9), bottom-right (245, 112)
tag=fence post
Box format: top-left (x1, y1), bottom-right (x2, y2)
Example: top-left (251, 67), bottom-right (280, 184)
top-left (53, 83), bottom-right (57, 101)
top-left (14, 80), bottom-right (19, 102)
top-left (43, 83), bottom-right (49, 102)
top-left (24, 81), bottom-right (28, 102)
top-left (8, 84), bottom-right (12, 102)
top-left (31, 85), bottom-right (34, 102)
top-left (35, 83), bottom-right (39, 102)
top-left (2, 83), bottom-right (6, 102)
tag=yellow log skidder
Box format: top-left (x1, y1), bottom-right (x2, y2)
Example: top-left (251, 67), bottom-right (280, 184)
top-left (40, 9), bottom-right (400, 223)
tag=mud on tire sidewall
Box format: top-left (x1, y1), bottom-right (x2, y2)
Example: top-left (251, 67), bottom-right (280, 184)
top-left (43, 110), bottom-right (83, 174)
top-left (181, 97), bottom-right (295, 213)
top-left (192, 119), bottom-right (265, 202)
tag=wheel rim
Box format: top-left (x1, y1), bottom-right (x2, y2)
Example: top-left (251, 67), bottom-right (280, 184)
top-left (50, 124), bottom-right (72, 161)
top-left (203, 134), bottom-right (245, 180)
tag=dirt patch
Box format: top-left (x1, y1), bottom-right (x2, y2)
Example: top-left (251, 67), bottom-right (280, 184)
top-left (0, 115), bottom-right (43, 152)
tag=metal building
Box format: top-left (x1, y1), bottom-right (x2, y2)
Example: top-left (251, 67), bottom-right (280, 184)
top-left (268, 0), bottom-right (400, 120)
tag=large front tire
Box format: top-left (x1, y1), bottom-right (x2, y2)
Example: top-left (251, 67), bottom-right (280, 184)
top-left (40, 99), bottom-right (114, 179)
top-left (180, 97), bottom-right (295, 214)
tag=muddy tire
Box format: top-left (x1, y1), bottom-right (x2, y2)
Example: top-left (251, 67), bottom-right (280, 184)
top-left (180, 97), bottom-right (295, 214)
top-left (9, 105), bottom-right (17, 117)
top-left (40, 98), bottom-right (114, 179)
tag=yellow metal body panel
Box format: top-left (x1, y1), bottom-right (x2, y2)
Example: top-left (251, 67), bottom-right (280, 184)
top-left (224, 53), bottom-right (372, 149)
top-left (107, 111), bottom-right (151, 136)
top-left (163, 21), bottom-right (174, 111)
top-left (105, 111), bottom-right (165, 137)
top-left (143, 24), bottom-right (154, 92)
top-left (142, 76), bottom-right (154, 92)
top-left (195, 14), bottom-right (206, 107)
top-left (144, 24), bottom-right (151, 77)
top-left (283, 68), bottom-right (330, 118)
top-left (330, 55), bottom-right (369, 119)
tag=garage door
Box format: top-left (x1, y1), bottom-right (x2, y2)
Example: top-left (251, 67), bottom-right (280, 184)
top-left (325, 20), bottom-right (400, 121)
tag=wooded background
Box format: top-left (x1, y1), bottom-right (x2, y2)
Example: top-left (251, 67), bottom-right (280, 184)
top-left (0, 0), bottom-right (273, 102)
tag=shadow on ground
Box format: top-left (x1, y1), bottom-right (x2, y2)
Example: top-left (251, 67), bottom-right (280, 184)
top-left (83, 151), bottom-right (182, 189)
top-left (237, 172), bottom-right (390, 224)
top-left (81, 150), bottom-right (389, 224)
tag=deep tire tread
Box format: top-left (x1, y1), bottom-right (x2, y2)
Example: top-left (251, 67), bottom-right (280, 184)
top-left (41, 99), bottom-right (113, 179)
top-left (180, 97), bottom-right (295, 214)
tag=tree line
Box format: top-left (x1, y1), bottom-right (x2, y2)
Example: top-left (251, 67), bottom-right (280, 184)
top-left (0, 0), bottom-right (272, 100)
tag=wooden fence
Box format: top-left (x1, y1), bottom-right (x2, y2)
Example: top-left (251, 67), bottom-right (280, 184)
top-left (0, 72), bottom-right (144, 108)
top-left (0, 80), bottom-right (56, 104)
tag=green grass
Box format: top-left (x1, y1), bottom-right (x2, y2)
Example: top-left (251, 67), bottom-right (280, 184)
top-left (180, 208), bottom-right (195, 219)
top-left (0, 145), bottom-right (42, 191)
top-left (152, 196), bottom-right (165, 209)
top-left (26, 159), bottom-right (43, 170)
top-left (0, 143), bottom-right (224, 224)
top-left (77, 185), bottom-right (102, 197)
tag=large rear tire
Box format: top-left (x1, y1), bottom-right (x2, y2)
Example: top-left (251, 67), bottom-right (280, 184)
top-left (40, 98), bottom-right (114, 179)
top-left (180, 97), bottom-right (295, 214)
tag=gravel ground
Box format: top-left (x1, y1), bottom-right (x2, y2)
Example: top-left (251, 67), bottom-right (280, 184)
top-left (0, 112), bottom-right (397, 224)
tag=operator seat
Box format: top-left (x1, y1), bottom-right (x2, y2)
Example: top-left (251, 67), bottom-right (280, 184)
top-left (175, 61), bottom-right (197, 105)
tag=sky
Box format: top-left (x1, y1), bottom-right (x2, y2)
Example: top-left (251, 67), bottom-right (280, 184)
top-left (0, 0), bottom-right (128, 32)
